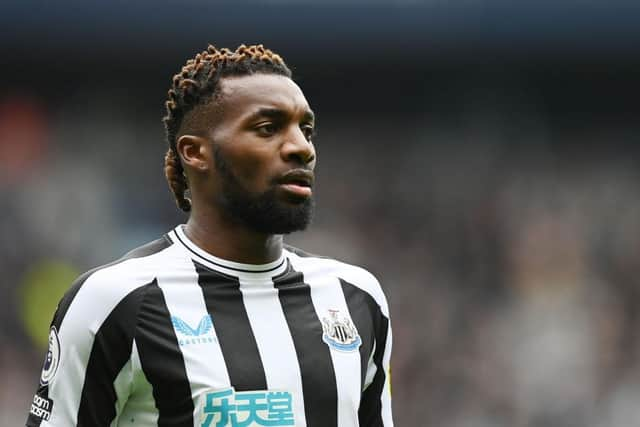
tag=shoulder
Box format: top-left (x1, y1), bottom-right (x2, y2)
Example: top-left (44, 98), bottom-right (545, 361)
top-left (284, 244), bottom-right (390, 317)
top-left (73, 235), bottom-right (174, 293)
top-left (54, 236), bottom-right (176, 330)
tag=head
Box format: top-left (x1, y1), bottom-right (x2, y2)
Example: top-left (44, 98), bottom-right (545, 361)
top-left (163, 44), bottom-right (316, 234)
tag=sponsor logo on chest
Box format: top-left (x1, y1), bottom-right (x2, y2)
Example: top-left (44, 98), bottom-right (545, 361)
top-left (199, 387), bottom-right (295, 427)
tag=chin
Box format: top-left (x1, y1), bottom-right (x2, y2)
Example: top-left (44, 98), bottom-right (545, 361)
top-left (254, 200), bottom-right (314, 235)
top-left (219, 179), bottom-right (314, 234)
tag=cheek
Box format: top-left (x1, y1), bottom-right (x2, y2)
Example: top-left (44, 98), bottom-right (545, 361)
top-left (225, 148), bottom-right (276, 188)
top-left (235, 163), bottom-right (263, 185)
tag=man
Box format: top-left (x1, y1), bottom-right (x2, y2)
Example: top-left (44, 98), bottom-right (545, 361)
top-left (26, 44), bottom-right (393, 427)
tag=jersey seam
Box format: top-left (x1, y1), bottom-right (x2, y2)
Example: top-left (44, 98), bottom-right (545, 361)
top-left (131, 280), bottom-right (154, 383)
top-left (338, 275), bottom-right (389, 318)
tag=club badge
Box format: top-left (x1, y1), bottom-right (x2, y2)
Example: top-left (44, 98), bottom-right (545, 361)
top-left (321, 309), bottom-right (361, 352)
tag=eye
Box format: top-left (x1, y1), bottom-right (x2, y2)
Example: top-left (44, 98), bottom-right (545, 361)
top-left (301, 124), bottom-right (316, 141)
top-left (255, 122), bottom-right (279, 137)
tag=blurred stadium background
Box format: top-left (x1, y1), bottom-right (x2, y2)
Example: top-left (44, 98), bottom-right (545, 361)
top-left (2, 1), bottom-right (640, 425)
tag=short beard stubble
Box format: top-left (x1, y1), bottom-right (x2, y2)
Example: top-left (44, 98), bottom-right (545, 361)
top-left (214, 147), bottom-right (314, 235)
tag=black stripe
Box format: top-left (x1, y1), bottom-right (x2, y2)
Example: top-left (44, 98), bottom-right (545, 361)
top-left (26, 236), bottom-right (173, 427)
top-left (339, 280), bottom-right (378, 397)
top-left (340, 280), bottom-right (389, 427)
top-left (174, 231), bottom-right (285, 273)
top-left (194, 261), bottom-right (267, 391)
top-left (359, 315), bottom-right (388, 427)
top-left (274, 269), bottom-right (338, 427)
top-left (76, 283), bottom-right (151, 426)
top-left (136, 279), bottom-right (194, 427)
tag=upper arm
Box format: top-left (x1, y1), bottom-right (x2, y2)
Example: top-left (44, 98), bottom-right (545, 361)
top-left (26, 270), bottom-right (149, 427)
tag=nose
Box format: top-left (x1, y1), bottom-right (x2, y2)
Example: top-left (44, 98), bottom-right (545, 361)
top-left (281, 126), bottom-right (316, 167)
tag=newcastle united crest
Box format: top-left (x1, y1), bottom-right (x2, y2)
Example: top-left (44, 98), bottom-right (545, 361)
top-left (321, 309), bottom-right (361, 352)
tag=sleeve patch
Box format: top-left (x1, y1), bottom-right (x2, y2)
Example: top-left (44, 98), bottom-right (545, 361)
top-left (28, 394), bottom-right (54, 423)
top-left (40, 326), bottom-right (61, 386)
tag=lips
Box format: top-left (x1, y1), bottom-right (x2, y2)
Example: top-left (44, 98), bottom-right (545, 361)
top-left (279, 169), bottom-right (314, 187)
top-left (277, 169), bottom-right (314, 198)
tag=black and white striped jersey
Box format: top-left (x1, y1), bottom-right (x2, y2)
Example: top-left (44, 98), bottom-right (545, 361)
top-left (26, 225), bottom-right (393, 427)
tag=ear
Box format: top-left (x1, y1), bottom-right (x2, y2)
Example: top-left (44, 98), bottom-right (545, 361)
top-left (176, 134), bottom-right (211, 172)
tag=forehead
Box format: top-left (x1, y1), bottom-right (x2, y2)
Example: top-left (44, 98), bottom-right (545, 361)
top-left (216, 74), bottom-right (311, 121)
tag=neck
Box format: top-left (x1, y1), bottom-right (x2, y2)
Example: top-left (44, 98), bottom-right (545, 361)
top-left (184, 208), bottom-right (284, 265)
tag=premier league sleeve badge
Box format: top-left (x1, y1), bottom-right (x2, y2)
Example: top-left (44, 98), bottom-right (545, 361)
top-left (40, 326), bottom-right (61, 386)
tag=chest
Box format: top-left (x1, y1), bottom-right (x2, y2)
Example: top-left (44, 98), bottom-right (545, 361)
top-left (132, 273), bottom-right (376, 426)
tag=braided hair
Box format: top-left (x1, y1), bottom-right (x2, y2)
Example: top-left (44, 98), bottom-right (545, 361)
top-left (163, 44), bottom-right (292, 212)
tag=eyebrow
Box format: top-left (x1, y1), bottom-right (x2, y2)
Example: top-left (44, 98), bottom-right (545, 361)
top-left (248, 107), bottom-right (315, 123)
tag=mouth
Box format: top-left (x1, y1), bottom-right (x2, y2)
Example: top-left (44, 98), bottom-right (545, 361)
top-left (277, 169), bottom-right (314, 198)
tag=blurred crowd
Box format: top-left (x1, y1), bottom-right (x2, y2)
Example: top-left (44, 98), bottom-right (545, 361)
top-left (314, 121), bottom-right (640, 426)
top-left (1, 84), bottom-right (639, 427)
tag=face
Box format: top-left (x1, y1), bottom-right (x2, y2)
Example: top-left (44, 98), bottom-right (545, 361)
top-left (196, 73), bottom-right (317, 234)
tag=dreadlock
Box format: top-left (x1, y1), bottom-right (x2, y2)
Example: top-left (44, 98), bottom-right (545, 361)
top-left (163, 44), bottom-right (292, 212)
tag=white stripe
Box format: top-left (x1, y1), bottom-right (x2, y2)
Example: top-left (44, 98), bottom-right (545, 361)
top-left (112, 338), bottom-right (160, 427)
top-left (111, 341), bottom-right (133, 427)
top-left (238, 277), bottom-right (308, 427)
top-left (45, 251), bottom-right (170, 426)
top-left (155, 248), bottom-right (231, 426)
top-left (381, 323), bottom-right (393, 426)
top-left (116, 339), bottom-right (159, 427)
top-left (289, 254), bottom-right (361, 427)
top-left (171, 226), bottom-right (287, 275)
top-left (363, 341), bottom-right (377, 390)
